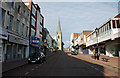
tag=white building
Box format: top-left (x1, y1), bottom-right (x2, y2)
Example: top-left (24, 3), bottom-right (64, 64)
top-left (86, 14), bottom-right (120, 57)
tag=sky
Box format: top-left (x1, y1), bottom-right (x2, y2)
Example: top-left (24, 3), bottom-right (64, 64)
top-left (35, 1), bottom-right (119, 48)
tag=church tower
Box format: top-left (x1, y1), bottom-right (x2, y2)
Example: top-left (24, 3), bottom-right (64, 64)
top-left (56, 18), bottom-right (62, 50)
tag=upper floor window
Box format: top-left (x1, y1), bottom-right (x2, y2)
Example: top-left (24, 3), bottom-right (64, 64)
top-left (112, 20), bottom-right (116, 28)
top-left (18, 5), bottom-right (21, 13)
top-left (40, 26), bottom-right (42, 33)
top-left (26, 26), bottom-right (28, 37)
top-left (116, 20), bottom-right (120, 28)
top-left (11, 1), bottom-right (14, 8)
top-left (21, 23), bottom-right (24, 35)
top-left (16, 19), bottom-right (19, 32)
top-left (31, 16), bottom-right (36, 27)
top-left (0, 8), bottom-right (6, 27)
top-left (31, 29), bottom-right (35, 36)
top-left (9, 15), bottom-right (13, 30)
top-left (40, 17), bottom-right (43, 24)
top-left (108, 21), bottom-right (111, 29)
top-left (32, 5), bottom-right (36, 16)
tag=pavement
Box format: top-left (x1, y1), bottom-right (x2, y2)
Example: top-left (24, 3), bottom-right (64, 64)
top-left (72, 52), bottom-right (119, 70)
top-left (2, 51), bottom-right (119, 77)
top-left (2, 49), bottom-right (56, 73)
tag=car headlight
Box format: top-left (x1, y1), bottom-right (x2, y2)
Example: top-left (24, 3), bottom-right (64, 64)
top-left (28, 58), bottom-right (30, 60)
top-left (37, 57), bottom-right (40, 60)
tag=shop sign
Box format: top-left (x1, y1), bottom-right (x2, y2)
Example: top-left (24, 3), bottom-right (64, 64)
top-left (31, 36), bottom-right (40, 44)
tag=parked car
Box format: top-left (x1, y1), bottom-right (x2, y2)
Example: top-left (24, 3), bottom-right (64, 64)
top-left (28, 52), bottom-right (46, 64)
top-left (71, 51), bottom-right (78, 55)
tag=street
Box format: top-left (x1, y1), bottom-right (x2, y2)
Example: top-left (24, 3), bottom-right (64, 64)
top-left (3, 51), bottom-right (118, 77)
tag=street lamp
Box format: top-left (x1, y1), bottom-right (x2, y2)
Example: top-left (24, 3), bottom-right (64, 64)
top-left (95, 27), bottom-right (99, 60)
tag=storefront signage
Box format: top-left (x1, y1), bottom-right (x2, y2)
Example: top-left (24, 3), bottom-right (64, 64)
top-left (31, 36), bottom-right (40, 44)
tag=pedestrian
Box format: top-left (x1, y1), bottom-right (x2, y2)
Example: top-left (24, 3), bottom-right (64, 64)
top-left (97, 53), bottom-right (100, 60)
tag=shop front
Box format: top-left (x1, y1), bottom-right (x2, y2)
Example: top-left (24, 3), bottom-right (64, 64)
top-left (30, 36), bottom-right (42, 56)
top-left (5, 35), bottom-right (29, 62)
top-left (0, 28), bottom-right (8, 62)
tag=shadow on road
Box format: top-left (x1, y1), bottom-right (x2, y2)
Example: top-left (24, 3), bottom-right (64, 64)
top-left (3, 51), bottom-right (116, 77)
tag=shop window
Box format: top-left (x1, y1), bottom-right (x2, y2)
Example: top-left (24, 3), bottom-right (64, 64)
top-left (23, 47), bottom-right (26, 58)
top-left (13, 44), bottom-right (17, 59)
top-left (6, 43), bottom-right (12, 61)
top-left (18, 45), bottom-right (22, 59)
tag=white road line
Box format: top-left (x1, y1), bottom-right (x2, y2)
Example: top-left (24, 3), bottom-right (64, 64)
top-left (32, 69), bottom-right (34, 71)
top-left (25, 72), bottom-right (29, 75)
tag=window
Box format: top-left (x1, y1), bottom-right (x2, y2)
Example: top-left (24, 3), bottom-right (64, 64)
top-left (21, 23), bottom-right (24, 35)
top-left (0, 8), bottom-right (6, 27)
top-left (109, 21), bottom-right (111, 29)
top-left (40, 26), bottom-right (42, 33)
top-left (18, 5), bottom-right (21, 13)
top-left (26, 26), bottom-right (28, 37)
top-left (13, 44), bottom-right (17, 59)
top-left (40, 17), bottom-right (43, 24)
top-left (116, 20), bottom-right (120, 28)
top-left (32, 16), bottom-right (36, 27)
top-left (18, 45), bottom-right (22, 59)
top-left (31, 29), bottom-right (35, 36)
top-left (112, 20), bottom-right (116, 28)
top-left (11, 1), bottom-right (14, 8)
top-left (32, 5), bottom-right (36, 16)
top-left (9, 15), bottom-right (13, 30)
top-left (16, 20), bottom-right (19, 32)
top-left (106, 23), bottom-right (109, 30)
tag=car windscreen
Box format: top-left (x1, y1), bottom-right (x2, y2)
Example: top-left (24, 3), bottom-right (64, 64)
top-left (30, 53), bottom-right (41, 57)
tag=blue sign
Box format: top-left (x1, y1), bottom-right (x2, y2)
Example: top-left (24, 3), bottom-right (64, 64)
top-left (31, 36), bottom-right (40, 44)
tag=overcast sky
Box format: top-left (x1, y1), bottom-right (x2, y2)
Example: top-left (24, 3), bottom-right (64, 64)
top-left (36, 2), bottom-right (118, 48)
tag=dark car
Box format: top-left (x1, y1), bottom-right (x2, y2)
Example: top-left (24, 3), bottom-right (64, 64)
top-left (71, 51), bottom-right (78, 55)
top-left (28, 52), bottom-right (46, 64)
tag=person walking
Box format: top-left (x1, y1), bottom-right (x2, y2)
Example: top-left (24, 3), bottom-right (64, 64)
top-left (97, 53), bottom-right (100, 60)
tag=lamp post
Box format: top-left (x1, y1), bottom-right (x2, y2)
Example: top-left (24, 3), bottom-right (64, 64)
top-left (95, 27), bottom-right (99, 60)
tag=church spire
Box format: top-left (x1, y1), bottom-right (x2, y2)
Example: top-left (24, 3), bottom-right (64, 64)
top-left (58, 18), bottom-right (62, 34)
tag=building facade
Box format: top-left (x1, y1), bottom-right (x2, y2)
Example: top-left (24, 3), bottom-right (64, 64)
top-left (0, 1), bottom-right (30, 72)
top-left (0, 1), bottom-right (30, 62)
top-left (24, 0), bottom-right (44, 56)
top-left (86, 14), bottom-right (120, 57)
top-left (70, 33), bottom-right (80, 51)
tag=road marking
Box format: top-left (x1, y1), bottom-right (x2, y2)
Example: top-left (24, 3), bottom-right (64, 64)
top-left (25, 72), bottom-right (29, 75)
top-left (32, 69), bottom-right (34, 71)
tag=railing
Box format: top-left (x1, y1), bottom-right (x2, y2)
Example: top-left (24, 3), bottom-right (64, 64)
top-left (86, 28), bottom-right (120, 47)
